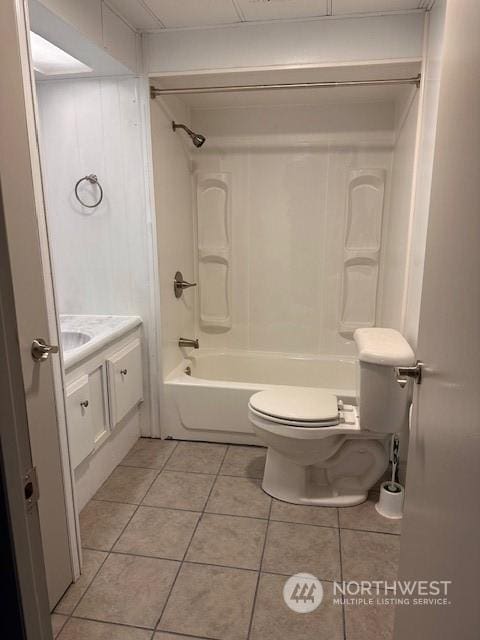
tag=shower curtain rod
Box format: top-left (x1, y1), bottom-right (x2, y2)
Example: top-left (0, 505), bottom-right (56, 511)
top-left (150, 74), bottom-right (421, 97)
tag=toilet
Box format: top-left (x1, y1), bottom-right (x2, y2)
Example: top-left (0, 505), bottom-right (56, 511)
top-left (248, 328), bottom-right (415, 507)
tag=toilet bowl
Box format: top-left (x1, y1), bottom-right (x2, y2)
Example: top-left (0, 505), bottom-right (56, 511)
top-left (248, 328), bottom-right (415, 507)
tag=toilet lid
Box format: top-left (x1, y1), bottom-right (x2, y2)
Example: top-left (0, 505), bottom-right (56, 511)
top-left (249, 405), bottom-right (340, 427)
top-left (249, 388), bottom-right (339, 424)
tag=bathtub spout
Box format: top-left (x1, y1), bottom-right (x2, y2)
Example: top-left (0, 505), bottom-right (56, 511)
top-left (179, 337), bottom-right (199, 349)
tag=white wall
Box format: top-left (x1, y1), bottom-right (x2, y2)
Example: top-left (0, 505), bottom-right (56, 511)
top-left (30, 0), bottom-right (140, 73)
top-left (149, 96), bottom-right (195, 375)
top-left (190, 100), bottom-right (396, 357)
top-left (403, 0), bottom-right (447, 348)
top-left (144, 13), bottom-right (424, 74)
top-left (379, 92), bottom-right (419, 330)
top-left (37, 76), bottom-right (156, 433)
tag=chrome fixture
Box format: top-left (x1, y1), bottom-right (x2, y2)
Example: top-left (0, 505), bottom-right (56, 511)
top-left (74, 174), bottom-right (103, 208)
top-left (150, 75), bottom-right (421, 98)
top-left (171, 121), bottom-right (206, 148)
top-left (174, 271), bottom-right (197, 298)
top-left (179, 337), bottom-right (199, 349)
top-left (31, 338), bottom-right (59, 362)
top-left (185, 366), bottom-right (192, 376)
top-left (395, 361), bottom-right (424, 388)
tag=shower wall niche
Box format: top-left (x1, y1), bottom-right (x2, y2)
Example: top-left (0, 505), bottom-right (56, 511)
top-left (340, 169), bottom-right (386, 338)
top-left (196, 172), bottom-right (232, 332)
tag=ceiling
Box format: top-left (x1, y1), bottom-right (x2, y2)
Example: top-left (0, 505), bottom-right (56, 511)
top-left (106, 0), bottom-right (434, 32)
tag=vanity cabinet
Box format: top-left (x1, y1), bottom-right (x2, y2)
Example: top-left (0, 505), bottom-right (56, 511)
top-left (65, 330), bottom-right (143, 469)
top-left (107, 338), bottom-right (143, 427)
top-left (66, 376), bottom-right (93, 469)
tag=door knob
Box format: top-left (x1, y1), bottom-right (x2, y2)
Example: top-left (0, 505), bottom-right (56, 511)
top-left (31, 338), bottom-right (59, 362)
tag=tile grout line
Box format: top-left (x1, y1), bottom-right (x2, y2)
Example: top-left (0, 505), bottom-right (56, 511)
top-left (76, 548), bottom-right (345, 582)
top-left (78, 497), bottom-right (401, 538)
top-left (54, 547), bottom-right (109, 623)
top-left (57, 439), bottom-right (398, 639)
top-left (246, 490), bottom-right (273, 640)
top-left (63, 440), bottom-right (179, 633)
top-left (68, 613), bottom-right (156, 633)
top-left (151, 443), bottom-right (231, 638)
top-left (100, 467), bottom-right (399, 533)
top-left (52, 613), bottom-right (68, 638)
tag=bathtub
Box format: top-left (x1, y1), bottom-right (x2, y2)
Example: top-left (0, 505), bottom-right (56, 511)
top-left (164, 349), bottom-right (357, 442)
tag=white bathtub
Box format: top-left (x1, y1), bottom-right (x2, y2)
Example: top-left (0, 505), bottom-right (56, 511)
top-left (164, 349), bottom-right (357, 442)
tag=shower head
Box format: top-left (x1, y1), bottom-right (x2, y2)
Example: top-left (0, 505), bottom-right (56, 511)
top-left (172, 121), bottom-right (206, 148)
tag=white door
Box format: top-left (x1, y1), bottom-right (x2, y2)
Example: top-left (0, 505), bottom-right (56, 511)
top-left (395, 1), bottom-right (480, 637)
top-left (0, 1), bottom-right (75, 608)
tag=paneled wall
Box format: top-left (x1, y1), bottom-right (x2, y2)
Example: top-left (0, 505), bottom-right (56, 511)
top-left (37, 77), bottom-right (156, 432)
top-left (30, 0), bottom-right (139, 73)
top-left (190, 100), bottom-right (396, 357)
top-left (37, 77), bottom-right (150, 318)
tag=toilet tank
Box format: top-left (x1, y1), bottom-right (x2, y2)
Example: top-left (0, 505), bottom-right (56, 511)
top-left (353, 328), bottom-right (415, 434)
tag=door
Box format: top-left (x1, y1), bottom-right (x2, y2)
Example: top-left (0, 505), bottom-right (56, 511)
top-left (0, 182), bottom-right (52, 640)
top-left (394, 1), bottom-right (480, 638)
top-left (0, 0), bottom-right (75, 608)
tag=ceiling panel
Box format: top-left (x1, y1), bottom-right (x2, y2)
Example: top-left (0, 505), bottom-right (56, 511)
top-left (107, 0), bottom-right (163, 29)
top-left (143, 0), bottom-right (241, 28)
top-left (110, 0), bottom-right (426, 31)
top-left (333, 0), bottom-right (421, 15)
top-left (237, 0), bottom-right (328, 21)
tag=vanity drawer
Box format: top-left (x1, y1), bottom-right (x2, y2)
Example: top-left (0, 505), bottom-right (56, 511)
top-left (107, 339), bottom-right (143, 427)
top-left (66, 375), bottom-right (94, 468)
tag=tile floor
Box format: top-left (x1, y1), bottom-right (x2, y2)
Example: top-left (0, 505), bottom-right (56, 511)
top-left (52, 438), bottom-right (400, 640)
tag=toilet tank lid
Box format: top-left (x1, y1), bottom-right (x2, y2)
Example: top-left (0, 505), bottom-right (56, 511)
top-left (354, 328), bottom-right (415, 366)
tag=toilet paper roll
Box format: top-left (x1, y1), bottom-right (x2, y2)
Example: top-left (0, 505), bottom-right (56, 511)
top-left (375, 482), bottom-right (404, 519)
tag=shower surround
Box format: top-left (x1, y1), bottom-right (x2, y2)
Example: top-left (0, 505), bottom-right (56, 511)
top-left (151, 92), bottom-right (418, 442)
top-left (191, 101), bottom-right (396, 357)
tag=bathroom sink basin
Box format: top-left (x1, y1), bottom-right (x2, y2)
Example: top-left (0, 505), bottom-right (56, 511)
top-left (61, 330), bottom-right (91, 352)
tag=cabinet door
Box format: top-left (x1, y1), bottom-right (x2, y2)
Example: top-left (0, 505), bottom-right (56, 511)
top-left (66, 375), bottom-right (94, 468)
top-left (89, 365), bottom-right (109, 447)
top-left (107, 339), bottom-right (143, 427)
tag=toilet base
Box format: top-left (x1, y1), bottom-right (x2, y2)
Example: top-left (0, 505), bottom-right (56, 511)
top-left (261, 444), bottom-right (387, 507)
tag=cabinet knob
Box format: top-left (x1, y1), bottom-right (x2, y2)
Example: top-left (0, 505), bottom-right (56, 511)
top-left (120, 368), bottom-right (128, 376)
top-left (80, 400), bottom-right (89, 409)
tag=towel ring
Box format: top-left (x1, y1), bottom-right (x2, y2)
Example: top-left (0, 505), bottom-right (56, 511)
top-left (74, 174), bottom-right (103, 208)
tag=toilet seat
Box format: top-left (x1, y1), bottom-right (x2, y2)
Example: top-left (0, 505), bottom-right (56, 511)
top-left (249, 388), bottom-right (340, 428)
top-left (248, 405), bottom-right (340, 427)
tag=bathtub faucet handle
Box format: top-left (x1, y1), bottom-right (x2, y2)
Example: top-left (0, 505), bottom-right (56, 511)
top-left (179, 337), bottom-right (199, 349)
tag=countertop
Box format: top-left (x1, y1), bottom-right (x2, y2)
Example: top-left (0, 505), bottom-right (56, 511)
top-left (60, 314), bottom-right (142, 369)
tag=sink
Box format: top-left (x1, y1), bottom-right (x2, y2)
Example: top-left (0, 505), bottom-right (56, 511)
top-left (61, 330), bottom-right (91, 352)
